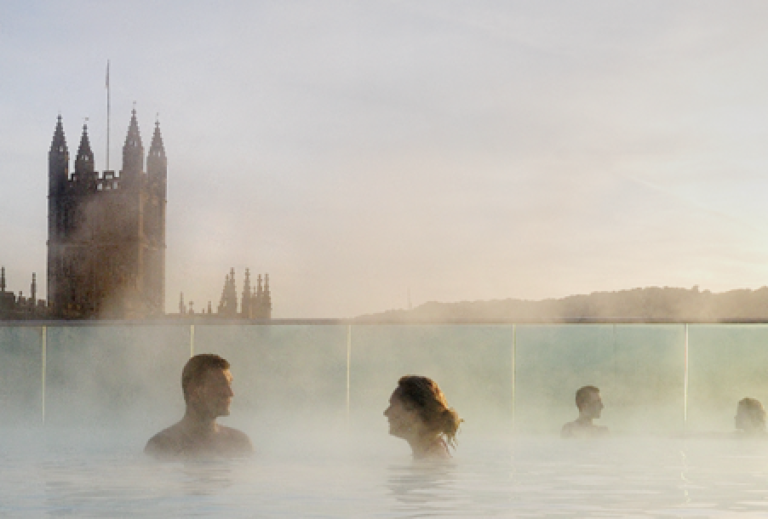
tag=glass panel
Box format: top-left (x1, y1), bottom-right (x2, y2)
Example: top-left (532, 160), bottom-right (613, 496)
top-left (44, 325), bottom-right (189, 433)
top-left (0, 325), bottom-right (43, 425)
top-left (515, 324), bottom-right (684, 435)
top-left (192, 324), bottom-right (349, 438)
top-left (349, 325), bottom-right (513, 434)
top-left (687, 324), bottom-right (768, 433)
top-left (610, 324), bottom-right (685, 434)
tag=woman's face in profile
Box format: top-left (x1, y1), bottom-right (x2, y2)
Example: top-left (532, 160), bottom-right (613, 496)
top-left (384, 389), bottom-right (420, 439)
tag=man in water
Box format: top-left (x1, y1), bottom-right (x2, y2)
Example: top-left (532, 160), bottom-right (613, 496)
top-left (561, 385), bottom-right (609, 439)
top-left (734, 397), bottom-right (767, 437)
top-left (145, 353), bottom-right (253, 459)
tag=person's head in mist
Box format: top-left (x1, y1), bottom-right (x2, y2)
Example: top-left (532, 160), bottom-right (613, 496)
top-left (383, 375), bottom-right (461, 460)
top-left (735, 398), bottom-right (767, 435)
top-left (182, 354), bottom-right (234, 419)
top-left (561, 385), bottom-right (608, 439)
top-left (576, 386), bottom-right (604, 420)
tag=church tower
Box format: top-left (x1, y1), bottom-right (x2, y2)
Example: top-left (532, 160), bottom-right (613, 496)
top-left (46, 110), bottom-right (167, 319)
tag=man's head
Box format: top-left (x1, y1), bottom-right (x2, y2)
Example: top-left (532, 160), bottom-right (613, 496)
top-left (182, 354), bottom-right (234, 418)
top-left (575, 385), bottom-right (603, 419)
top-left (736, 397), bottom-right (767, 433)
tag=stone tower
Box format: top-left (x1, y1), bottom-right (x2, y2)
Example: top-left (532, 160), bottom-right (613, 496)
top-left (46, 111), bottom-right (167, 318)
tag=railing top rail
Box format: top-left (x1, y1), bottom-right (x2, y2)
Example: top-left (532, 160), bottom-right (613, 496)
top-left (3, 317), bottom-right (768, 327)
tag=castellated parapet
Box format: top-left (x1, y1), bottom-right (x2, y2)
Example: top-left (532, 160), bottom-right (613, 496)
top-left (47, 110), bottom-right (167, 319)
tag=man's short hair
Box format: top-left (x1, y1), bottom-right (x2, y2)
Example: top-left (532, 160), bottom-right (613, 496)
top-left (739, 397), bottom-right (767, 430)
top-left (181, 354), bottom-right (230, 403)
top-left (575, 385), bottom-right (600, 410)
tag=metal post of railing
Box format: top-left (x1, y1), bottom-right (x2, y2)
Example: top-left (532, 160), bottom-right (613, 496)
top-left (41, 325), bottom-right (47, 425)
top-left (190, 324), bottom-right (195, 357)
top-left (683, 323), bottom-right (689, 428)
top-left (346, 324), bottom-right (352, 428)
top-left (511, 323), bottom-right (517, 434)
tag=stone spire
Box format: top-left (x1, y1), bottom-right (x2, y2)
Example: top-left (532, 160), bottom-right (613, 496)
top-left (1, 267), bottom-right (5, 293)
top-left (255, 274), bottom-right (263, 309)
top-left (263, 274), bottom-right (272, 318)
top-left (49, 115), bottom-right (69, 195)
top-left (227, 268), bottom-right (238, 315)
top-left (147, 118), bottom-right (167, 194)
top-left (241, 268), bottom-right (251, 318)
top-left (121, 108), bottom-right (144, 178)
top-left (217, 270), bottom-right (238, 317)
top-left (74, 123), bottom-right (95, 177)
top-left (50, 115), bottom-right (68, 155)
top-left (217, 274), bottom-right (229, 314)
top-left (30, 273), bottom-right (36, 303)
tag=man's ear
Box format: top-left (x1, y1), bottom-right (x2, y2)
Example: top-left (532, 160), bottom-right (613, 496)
top-left (187, 382), bottom-right (202, 403)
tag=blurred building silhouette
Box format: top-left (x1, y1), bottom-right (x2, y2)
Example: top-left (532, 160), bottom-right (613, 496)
top-left (46, 111), bottom-right (167, 318)
top-left (178, 268), bottom-right (272, 319)
top-left (0, 268), bottom-right (49, 319)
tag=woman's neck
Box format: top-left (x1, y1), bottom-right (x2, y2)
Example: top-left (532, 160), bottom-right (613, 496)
top-left (408, 434), bottom-right (449, 459)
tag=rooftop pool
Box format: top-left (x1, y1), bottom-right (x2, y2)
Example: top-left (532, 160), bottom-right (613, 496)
top-left (3, 431), bottom-right (768, 517)
top-left (3, 322), bottom-right (768, 516)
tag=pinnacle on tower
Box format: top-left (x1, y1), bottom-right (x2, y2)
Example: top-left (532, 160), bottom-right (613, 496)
top-left (49, 115), bottom-right (70, 195)
top-left (147, 118), bottom-right (167, 188)
top-left (264, 274), bottom-right (272, 318)
top-left (74, 123), bottom-right (95, 176)
top-left (217, 274), bottom-right (229, 314)
top-left (122, 109), bottom-right (145, 177)
top-left (50, 115), bottom-right (68, 155)
top-left (31, 273), bottom-right (36, 303)
top-left (148, 119), bottom-right (166, 159)
top-left (1, 267), bottom-right (5, 293)
top-left (241, 268), bottom-right (252, 318)
top-left (226, 268), bottom-right (238, 315)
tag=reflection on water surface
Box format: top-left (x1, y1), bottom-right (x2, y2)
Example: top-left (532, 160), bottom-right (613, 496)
top-left (4, 433), bottom-right (768, 517)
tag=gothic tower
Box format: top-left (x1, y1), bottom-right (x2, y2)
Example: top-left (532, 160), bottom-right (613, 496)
top-left (46, 111), bottom-right (167, 319)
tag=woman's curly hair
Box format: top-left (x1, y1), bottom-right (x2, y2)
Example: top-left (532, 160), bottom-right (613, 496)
top-left (396, 375), bottom-right (462, 448)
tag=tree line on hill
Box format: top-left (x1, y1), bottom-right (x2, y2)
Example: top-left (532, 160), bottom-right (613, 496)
top-left (355, 286), bottom-right (768, 322)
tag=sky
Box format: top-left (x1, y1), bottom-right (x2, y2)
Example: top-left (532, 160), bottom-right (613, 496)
top-left (3, 1), bottom-right (768, 318)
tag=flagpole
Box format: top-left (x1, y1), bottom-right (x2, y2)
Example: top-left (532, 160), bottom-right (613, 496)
top-left (106, 60), bottom-right (110, 171)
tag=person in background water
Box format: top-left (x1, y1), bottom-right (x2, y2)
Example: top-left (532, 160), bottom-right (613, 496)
top-left (383, 375), bottom-right (462, 460)
top-left (734, 397), bottom-right (767, 437)
top-left (561, 385), bottom-right (609, 439)
top-left (145, 353), bottom-right (253, 460)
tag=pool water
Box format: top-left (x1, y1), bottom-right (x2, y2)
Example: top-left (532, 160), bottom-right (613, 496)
top-left (3, 430), bottom-right (768, 518)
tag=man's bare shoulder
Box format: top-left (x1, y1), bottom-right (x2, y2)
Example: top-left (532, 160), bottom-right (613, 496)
top-left (561, 420), bottom-right (579, 438)
top-left (561, 421), bottom-right (609, 439)
top-left (145, 422), bottom-right (186, 459)
top-left (145, 422), bottom-right (253, 460)
top-left (217, 425), bottom-right (254, 454)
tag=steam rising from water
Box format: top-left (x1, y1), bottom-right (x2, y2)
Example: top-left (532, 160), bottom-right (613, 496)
top-left (2, 322), bottom-right (766, 441)
top-left (5, 322), bottom-right (768, 516)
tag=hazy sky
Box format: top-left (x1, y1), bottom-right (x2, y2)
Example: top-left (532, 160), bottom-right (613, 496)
top-left (3, 1), bottom-right (768, 318)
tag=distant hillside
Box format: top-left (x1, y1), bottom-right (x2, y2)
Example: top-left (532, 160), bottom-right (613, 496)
top-left (355, 286), bottom-right (768, 322)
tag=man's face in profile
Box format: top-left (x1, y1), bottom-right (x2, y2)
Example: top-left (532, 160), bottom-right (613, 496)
top-left (191, 368), bottom-right (234, 418)
top-left (581, 391), bottom-right (603, 419)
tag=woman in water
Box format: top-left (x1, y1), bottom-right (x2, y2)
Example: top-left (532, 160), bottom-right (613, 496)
top-left (383, 375), bottom-right (462, 460)
top-left (735, 397), bottom-right (767, 437)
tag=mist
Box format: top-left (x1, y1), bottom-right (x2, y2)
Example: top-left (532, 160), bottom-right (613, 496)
top-left (1, 322), bottom-right (762, 443)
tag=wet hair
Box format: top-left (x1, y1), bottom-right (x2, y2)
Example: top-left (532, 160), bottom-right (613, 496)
top-left (396, 375), bottom-right (462, 448)
top-left (181, 354), bottom-right (230, 404)
top-left (575, 385), bottom-right (600, 410)
top-left (738, 397), bottom-right (767, 431)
